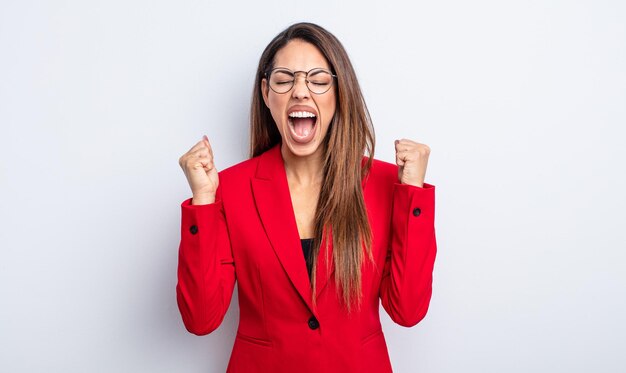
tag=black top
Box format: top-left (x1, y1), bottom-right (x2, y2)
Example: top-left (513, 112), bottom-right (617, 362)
top-left (300, 238), bottom-right (314, 279)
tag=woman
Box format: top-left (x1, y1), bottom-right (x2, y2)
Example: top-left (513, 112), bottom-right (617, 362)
top-left (177, 22), bottom-right (436, 372)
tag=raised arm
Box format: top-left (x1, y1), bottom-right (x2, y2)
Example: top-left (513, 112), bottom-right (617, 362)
top-left (380, 139), bottom-right (437, 327)
top-left (176, 136), bottom-right (236, 335)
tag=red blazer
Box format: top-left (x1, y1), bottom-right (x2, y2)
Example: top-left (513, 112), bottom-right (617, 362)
top-left (177, 145), bottom-right (436, 372)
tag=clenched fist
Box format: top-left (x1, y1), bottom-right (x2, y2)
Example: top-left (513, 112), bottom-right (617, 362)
top-left (395, 139), bottom-right (431, 187)
top-left (179, 135), bottom-right (219, 205)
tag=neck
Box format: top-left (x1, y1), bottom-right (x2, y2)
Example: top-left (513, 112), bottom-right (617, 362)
top-left (281, 144), bottom-right (324, 186)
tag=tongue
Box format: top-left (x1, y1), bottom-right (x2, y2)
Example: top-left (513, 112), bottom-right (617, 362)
top-left (292, 117), bottom-right (315, 137)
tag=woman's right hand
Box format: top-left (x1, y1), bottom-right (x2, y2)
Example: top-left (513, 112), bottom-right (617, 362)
top-left (179, 135), bottom-right (219, 205)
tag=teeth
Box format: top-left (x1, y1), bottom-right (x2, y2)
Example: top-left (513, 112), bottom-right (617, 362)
top-left (288, 111), bottom-right (316, 118)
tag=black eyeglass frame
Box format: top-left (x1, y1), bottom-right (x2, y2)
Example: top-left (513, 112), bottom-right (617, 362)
top-left (265, 67), bottom-right (338, 95)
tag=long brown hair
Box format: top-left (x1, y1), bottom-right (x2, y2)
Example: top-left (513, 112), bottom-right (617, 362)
top-left (250, 23), bottom-right (375, 312)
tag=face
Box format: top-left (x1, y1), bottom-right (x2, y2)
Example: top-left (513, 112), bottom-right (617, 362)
top-left (262, 40), bottom-right (337, 160)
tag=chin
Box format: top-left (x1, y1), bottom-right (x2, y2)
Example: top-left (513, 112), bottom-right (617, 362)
top-left (283, 140), bottom-right (320, 158)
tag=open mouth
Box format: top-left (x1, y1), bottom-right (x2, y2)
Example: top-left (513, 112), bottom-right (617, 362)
top-left (287, 111), bottom-right (317, 143)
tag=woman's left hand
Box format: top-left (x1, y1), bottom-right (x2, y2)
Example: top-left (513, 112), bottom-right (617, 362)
top-left (395, 139), bottom-right (431, 187)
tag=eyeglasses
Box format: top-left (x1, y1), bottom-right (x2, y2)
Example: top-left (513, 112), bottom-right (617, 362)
top-left (266, 67), bottom-right (337, 95)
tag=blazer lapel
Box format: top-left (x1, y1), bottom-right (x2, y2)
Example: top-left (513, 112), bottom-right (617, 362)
top-left (251, 145), bottom-right (316, 314)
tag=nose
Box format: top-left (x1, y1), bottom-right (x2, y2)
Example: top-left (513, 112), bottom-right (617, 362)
top-left (291, 74), bottom-right (310, 100)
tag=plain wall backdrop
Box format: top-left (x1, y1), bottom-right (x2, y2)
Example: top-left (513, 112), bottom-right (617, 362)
top-left (1, 1), bottom-right (625, 372)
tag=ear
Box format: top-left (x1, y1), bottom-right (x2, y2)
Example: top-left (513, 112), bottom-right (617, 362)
top-left (261, 78), bottom-right (270, 108)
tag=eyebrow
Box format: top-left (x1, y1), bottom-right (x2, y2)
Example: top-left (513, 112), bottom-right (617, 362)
top-left (307, 69), bottom-right (326, 77)
top-left (273, 67), bottom-right (294, 73)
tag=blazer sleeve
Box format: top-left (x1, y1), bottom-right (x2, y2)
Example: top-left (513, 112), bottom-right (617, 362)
top-left (176, 187), bottom-right (236, 335)
top-left (379, 182), bottom-right (436, 327)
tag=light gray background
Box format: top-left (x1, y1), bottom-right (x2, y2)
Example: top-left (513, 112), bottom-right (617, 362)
top-left (1, 1), bottom-right (625, 372)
